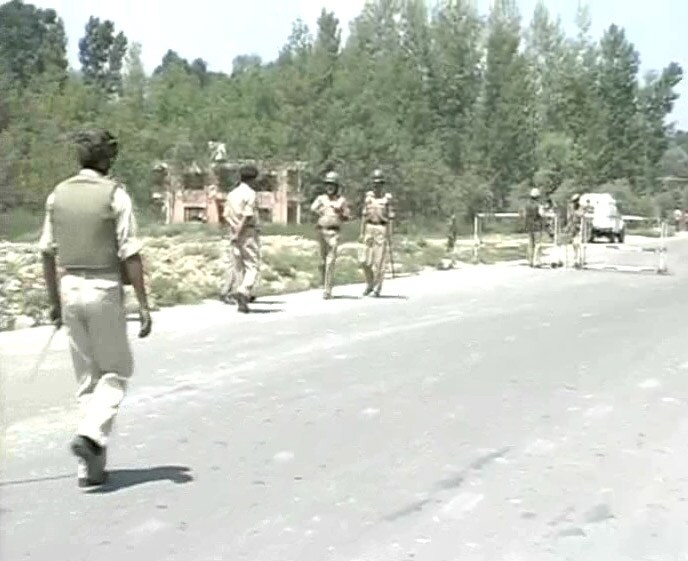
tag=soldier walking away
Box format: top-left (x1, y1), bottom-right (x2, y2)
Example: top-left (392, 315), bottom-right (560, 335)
top-left (214, 165), bottom-right (238, 305)
top-left (360, 169), bottom-right (395, 297)
top-left (566, 193), bottom-right (586, 269)
top-left (38, 128), bottom-right (152, 488)
top-left (223, 164), bottom-right (261, 313)
top-left (310, 171), bottom-right (351, 299)
top-left (524, 187), bottom-right (544, 267)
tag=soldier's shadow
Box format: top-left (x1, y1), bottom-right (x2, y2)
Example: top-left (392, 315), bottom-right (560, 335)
top-left (86, 465), bottom-right (194, 494)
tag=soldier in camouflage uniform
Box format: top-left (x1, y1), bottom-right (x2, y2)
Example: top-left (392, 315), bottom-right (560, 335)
top-left (310, 171), bottom-right (351, 299)
top-left (360, 169), bottom-right (395, 296)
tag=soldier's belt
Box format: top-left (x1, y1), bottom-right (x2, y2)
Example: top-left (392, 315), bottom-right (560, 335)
top-left (62, 266), bottom-right (119, 278)
top-left (366, 220), bottom-right (388, 225)
top-left (318, 224), bottom-right (341, 231)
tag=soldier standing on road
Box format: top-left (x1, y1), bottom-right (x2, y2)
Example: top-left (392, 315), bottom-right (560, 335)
top-left (524, 187), bottom-right (543, 267)
top-left (360, 169), bottom-right (395, 297)
top-left (674, 208), bottom-right (683, 233)
top-left (566, 193), bottom-right (586, 269)
top-left (38, 128), bottom-right (152, 488)
top-left (223, 164), bottom-right (260, 313)
top-left (310, 171), bottom-right (351, 300)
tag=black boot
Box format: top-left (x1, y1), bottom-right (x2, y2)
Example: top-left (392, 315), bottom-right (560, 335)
top-left (71, 435), bottom-right (107, 487)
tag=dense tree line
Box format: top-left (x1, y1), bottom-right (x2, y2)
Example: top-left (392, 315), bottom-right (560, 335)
top-left (0, 0), bottom-right (686, 226)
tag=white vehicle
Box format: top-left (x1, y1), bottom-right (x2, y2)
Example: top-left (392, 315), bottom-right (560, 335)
top-left (579, 193), bottom-right (625, 243)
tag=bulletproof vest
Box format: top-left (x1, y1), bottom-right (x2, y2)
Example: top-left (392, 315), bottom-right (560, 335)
top-left (52, 173), bottom-right (119, 270)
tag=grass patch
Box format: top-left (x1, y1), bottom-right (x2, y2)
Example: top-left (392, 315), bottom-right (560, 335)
top-left (627, 226), bottom-right (665, 238)
top-left (268, 250), bottom-right (319, 278)
top-left (478, 244), bottom-right (527, 264)
top-left (0, 208), bottom-right (43, 242)
top-left (140, 222), bottom-right (222, 239)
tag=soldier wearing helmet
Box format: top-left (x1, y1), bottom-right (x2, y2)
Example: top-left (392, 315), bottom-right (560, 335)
top-left (222, 163), bottom-right (261, 313)
top-left (359, 168), bottom-right (395, 296)
top-left (38, 128), bottom-right (152, 488)
top-left (310, 170), bottom-right (351, 299)
top-left (523, 186), bottom-right (544, 267)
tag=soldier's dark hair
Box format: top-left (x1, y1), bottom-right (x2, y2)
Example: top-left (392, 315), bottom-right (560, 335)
top-left (239, 164), bottom-right (259, 181)
top-left (73, 129), bottom-right (119, 172)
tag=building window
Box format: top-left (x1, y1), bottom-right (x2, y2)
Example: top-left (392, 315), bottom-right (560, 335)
top-left (184, 207), bottom-right (206, 222)
top-left (258, 208), bottom-right (273, 223)
top-left (287, 201), bottom-right (298, 224)
top-left (287, 169), bottom-right (299, 192)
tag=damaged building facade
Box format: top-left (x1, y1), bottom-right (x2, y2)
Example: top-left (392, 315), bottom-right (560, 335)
top-left (151, 142), bottom-right (306, 226)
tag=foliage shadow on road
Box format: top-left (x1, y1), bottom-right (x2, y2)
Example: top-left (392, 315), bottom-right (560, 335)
top-left (578, 267), bottom-right (672, 277)
top-left (246, 308), bottom-right (284, 314)
top-left (86, 465), bottom-right (194, 494)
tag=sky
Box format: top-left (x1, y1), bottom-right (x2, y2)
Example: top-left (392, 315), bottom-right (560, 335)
top-left (26, 0), bottom-right (688, 129)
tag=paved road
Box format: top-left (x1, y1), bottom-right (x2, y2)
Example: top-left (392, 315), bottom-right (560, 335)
top-left (1, 236), bottom-right (687, 561)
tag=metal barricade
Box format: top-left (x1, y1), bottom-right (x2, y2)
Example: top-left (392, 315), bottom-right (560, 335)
top-left (574, 216), bottom-right (668, 274)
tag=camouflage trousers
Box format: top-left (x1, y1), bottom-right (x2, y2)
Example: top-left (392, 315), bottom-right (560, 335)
top-left (317, 227), bottom-right (340, 297)
top-left (361, 224), bottom-right (388, 293)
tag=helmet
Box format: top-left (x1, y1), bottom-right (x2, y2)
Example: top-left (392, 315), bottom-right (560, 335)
top-left (529, 187), bottom-right (540, 198)
top-left (152, 162), bottom-right (168, 172)
top-left (570, 193), bottom-right (581, 202)
top-left (372, 169), bottom-right (385, 183)
top-left (324, 171), bottom-right (339, 184)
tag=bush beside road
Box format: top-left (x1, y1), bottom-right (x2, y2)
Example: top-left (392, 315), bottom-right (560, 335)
top-left (1, 216), bottom-right (674, 332)
top-left (0, 229), bottom-right (527, 332)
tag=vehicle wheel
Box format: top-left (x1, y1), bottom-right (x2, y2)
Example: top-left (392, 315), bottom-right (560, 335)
top-left (617, 230), bottom-right (625, 243)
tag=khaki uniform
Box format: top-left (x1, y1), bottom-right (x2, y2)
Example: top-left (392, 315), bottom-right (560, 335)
top-left (38, 169), bottom-right (142, 473)
top-left (524, 200), bottom-right (543, 267)
top-left (361, 191), bottom-right (395, 294)
top-left (567, 205), bottom-right (586, 268)
top-left (311, 193), bottom-right (350, 297)
top-left (223, 182), bottom-right (259, 298)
